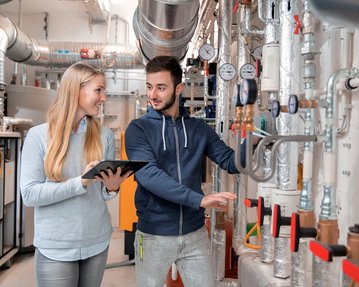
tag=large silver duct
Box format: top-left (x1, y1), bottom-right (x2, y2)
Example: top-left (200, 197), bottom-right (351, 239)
top-left (133, 0), bottom-right (199, 62)
top-left (0, 14), bottom-right (144, 86)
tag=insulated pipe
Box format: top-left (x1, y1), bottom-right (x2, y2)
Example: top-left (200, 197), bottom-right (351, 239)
top-left (274, 0), bottom-right (302, 279)
top-left (0, 15), bottom-right (144, 70)
top-left (319, 67), bottom-right (358, 220)
top-left (233, 3), bottom-right (251, 251)
top-left (210, 0), bottom-right (233, 253)
top-left (133, 0), bottom-right (199, 62)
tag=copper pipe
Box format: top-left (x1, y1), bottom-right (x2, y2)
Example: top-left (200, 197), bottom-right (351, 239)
top-left (317, 220), bottom-right (339, 245)
top-left (347, 231), bottom-right (359, 261)
top-left (298, 209), bottom-right (316, 228)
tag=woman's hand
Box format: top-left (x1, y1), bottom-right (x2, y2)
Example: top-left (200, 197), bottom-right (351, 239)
top-left (81, 160), bottom-right (100, 188)
top-left (95, 167), bottom-right (132, 191)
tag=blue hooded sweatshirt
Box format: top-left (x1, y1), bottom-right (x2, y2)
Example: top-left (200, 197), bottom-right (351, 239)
top-left (125, 106), bottom-right (242, 236)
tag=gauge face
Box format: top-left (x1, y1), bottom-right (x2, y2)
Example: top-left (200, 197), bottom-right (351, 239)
top-left (239, 79), bottom-right (258, 105)
top-left (199, 43), bottom-right (215, 61)
top-left (219, 63), bottom-right (236, 81)
top-left (252, 46), bottom-right (262, 60)
top-left (288, 94), bottom-right (299, 114)
top-left (239, 63), bottom-right (256, 79)
top-left (271, 100), bottom-right (281, 118)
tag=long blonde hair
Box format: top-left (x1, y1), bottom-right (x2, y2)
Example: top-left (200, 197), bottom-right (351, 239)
top-left (44, 62), bottom-right (105, 181)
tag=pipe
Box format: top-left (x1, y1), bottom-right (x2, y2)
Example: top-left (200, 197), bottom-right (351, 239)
top-left (319, 67), bottom-right (358, 220)
top-left (233, 3), bottom-right (251, 252)
top-left (133, 0), bottom-right (199, 62)
top-left (210, 0), bottom-right (232, 254)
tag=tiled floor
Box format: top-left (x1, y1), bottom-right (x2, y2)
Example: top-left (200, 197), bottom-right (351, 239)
top-left (0, 229), bottom-right (136, 287)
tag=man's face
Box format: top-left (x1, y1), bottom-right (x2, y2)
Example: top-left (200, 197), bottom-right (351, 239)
top-left (146, 71), bottom-right (181, 116)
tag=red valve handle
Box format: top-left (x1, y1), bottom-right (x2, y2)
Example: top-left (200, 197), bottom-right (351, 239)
top-left (294, 15), bottom-right (301, 35)
top-left (290, 213), bottom-right (317, 252)
top-left (343, 259), bottom-right (359, 282)
top-left (257, 196), bottom-right (272, 227)
top-left (244, 198), bottom-right (258, 208)
top-left (309, 240), bottom-right (347, 262)
top-left (272, 204), bottom-right (291, 238)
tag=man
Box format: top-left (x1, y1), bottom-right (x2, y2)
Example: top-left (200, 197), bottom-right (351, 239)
top-left (125, 56), bottom-right (242, 287)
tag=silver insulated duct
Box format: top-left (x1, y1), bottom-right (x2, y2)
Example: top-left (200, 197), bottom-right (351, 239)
top-left (133, 0), bottom-right (199, 61)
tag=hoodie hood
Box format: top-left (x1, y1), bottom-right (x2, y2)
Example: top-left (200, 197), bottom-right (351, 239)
top-left (146, 106), bottom-right (189, 151)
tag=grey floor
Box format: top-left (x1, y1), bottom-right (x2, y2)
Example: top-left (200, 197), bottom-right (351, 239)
top-left (0, 229), bottom-right (136, 287)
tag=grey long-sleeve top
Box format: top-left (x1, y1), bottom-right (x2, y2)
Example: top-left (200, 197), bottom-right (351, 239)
top-left (20, 120), bottom-right (116, 249)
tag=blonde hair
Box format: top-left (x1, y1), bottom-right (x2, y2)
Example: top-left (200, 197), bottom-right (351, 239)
top-left (44, 62), bottom-right (105, 181)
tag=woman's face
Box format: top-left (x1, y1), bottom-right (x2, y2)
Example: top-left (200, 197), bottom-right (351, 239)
top-left (78, 74), bottom-right (107, 117)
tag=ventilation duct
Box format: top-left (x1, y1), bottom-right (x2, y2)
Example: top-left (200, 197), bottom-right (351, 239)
top-left (133, 0), bottom-right (200, 62)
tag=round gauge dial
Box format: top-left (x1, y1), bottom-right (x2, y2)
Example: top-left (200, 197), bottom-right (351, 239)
top-left (252, 46), bottom-right (262, 60)
top-left (219, 63), bottom-right (236, 81)
top-left (239, 79), bottom-right (258, 105)
top-left (239, 63), bottom-right (256, 79)
top-left (271, 100), bottom-right (281, 118)
top-left (199, 43), bottom-right (215, 61)
top-left (233, 84), bottom-right (244, 107)
top-left (288, 94), bottom-right (299, 114)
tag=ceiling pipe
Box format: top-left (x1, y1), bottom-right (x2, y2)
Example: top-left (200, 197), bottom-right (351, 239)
top-left (133, 0), bottom-right (200, 62)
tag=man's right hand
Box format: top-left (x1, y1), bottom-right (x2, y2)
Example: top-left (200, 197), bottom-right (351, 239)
top-left (200, 192), bottom-right (237, 210)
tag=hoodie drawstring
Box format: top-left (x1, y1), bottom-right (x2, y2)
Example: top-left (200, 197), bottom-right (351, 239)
top-left (162, 115), bottom-right (167, 151)
top-left (182, 117), bottom-right (188, 148)
top-left (161, 115), bottom-right (188, 151)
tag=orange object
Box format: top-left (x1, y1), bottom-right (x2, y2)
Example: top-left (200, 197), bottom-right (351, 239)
top-left (119, 132), bottom-right (138, 231)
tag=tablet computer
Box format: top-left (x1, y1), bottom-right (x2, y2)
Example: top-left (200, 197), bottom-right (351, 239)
top-left (81, 160), bottom-right (148, 179)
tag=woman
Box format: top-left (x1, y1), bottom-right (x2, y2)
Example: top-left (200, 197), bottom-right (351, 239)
top-left (20, 62), bottom-right (130, 287)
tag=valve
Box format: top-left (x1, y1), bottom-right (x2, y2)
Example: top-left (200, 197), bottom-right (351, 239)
top-left (342, 259), bottom-right (359, 283)
top-left (287, 94), bottom-right (318, 114)
top-left (294, 15), bottom-right (301, 35)
top-left (258, 196), bottom-right (272, 227)
top-left (290, 213), bottom-right (317, 252)
top-left (272, 204), bottom-right (291, 238)
top-left (244, 198), bottom-right (258, 208)
top-left (309, 240), bottom-right (347, 262)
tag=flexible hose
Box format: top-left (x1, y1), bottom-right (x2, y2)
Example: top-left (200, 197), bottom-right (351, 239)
top-left (243, 223), bottom-right (262, 250)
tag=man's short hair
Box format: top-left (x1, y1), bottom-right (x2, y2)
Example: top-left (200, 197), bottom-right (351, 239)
top-left (145, 56), bottom-right (183, 86)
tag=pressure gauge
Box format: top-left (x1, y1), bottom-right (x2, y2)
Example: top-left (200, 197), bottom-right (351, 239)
top-left (271, 100), bottom-right (281, 118)
top-left (233, 84), bottom-right (244, 107)
top-left (219, 63), bottom-right (236, 81)
top-left (288, 94), bottom-right (299, 114)
top-left (239, 79), bottom-right (258, 105)
top-left (199, 43), bottom-right (215, 61)
top-left (239, 63), bottom-right (256, 79)
top-left (252, 46), bottom-right (262, 60)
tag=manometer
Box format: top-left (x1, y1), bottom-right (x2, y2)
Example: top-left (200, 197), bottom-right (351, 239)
top-left (199, 43), bottom-right (215, 61)
top-left (271, 100), bottom-right (281, 118)
top-left (239, 79), bottom-right (257, 105)
top-left (288, 94), bottom-right (299, 114)
top-left (219, 63), bottom-right (236, 81)
top-left (233, 84), bottom-right (244, 107)
top-left (239, 63), bottom-right (256, 79)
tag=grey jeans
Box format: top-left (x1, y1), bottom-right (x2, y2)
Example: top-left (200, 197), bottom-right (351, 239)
top-left (34, 247), bottom-right (108, 287)
top-left (135, 226), bottom-right (215, 287)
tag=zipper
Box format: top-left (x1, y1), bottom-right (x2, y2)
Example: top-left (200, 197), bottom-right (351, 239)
top-left (173, 117), bottom-right (183, 235)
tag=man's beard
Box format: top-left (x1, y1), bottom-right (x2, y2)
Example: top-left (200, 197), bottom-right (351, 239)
top-left (152, 90), bottom-right (176, 112)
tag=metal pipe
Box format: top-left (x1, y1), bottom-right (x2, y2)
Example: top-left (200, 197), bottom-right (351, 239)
top-left (210, 0), bottom-right (232, 255)
top-left (133, 0), bottom-right (199, 62)
top-left (319, 67), bottom-right (358, 220)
